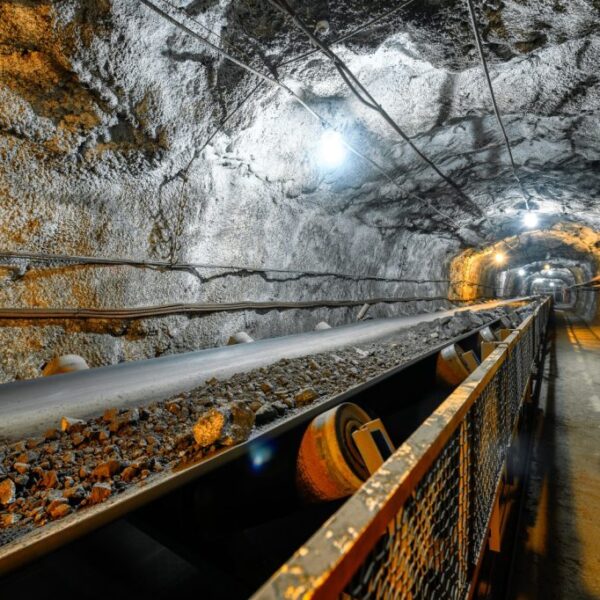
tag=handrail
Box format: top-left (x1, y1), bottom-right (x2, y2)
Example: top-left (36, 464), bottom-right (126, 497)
top-left (253, 298), bottom-right (550, 599)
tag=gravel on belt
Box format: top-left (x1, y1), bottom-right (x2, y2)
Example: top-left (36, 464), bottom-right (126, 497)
top-left (0, 302), bottom-right (537, 547)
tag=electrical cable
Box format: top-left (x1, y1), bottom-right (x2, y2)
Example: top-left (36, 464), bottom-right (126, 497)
top-left (137, 1), bottom-right (418, 210)
top-left (267, 0), bottom-right (485, 219)
top-left (161, 0), bottom-right (267, 70)
top-left (278, 0), bottom-right (419, 68)
top-left (0, 296), bottom-right (457, 321)
top-left (139, 0), bottom-right (527, 266)
top-left (264, 1), bottom-right (531, 261)
top-left (0, 4), bottom-right (525, 322)
top-left (465, 0), bottom-right (530, 210)
top-left (189, 0), bottom-right (420, 172)
top-left (0, 249), bottom-right (423, 281)
top-left (0, 249), bottom-right (495, 290)
top-left (164, 0), bottom-right (419, 72)
top-left (569, 276), bottom-right (600, 289)
top-left (139, 0), bottom-right (317, 116)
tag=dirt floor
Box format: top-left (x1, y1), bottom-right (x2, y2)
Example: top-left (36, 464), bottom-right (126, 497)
top-left (510, 310), bottom-right (600, 600)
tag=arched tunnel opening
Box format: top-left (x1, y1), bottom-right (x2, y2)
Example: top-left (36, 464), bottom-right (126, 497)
top-left (0, 1), bottom-right (599, 599)
top-left (450, 224), bottom-right (600, 317)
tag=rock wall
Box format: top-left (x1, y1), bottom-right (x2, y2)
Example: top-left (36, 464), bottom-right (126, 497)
top-left (0, 0), bottom-right (599, 380)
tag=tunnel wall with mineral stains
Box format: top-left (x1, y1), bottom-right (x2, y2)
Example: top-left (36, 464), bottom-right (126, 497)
top-left (1, 0), bottom-right (599, 381)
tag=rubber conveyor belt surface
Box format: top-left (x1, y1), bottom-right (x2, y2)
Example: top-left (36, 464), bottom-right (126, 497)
top-left (0, 298), bottom-right (525, 441)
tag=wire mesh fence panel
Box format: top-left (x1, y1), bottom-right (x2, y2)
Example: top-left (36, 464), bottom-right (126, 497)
top-left (506, 344), bottom-right (521, 426)
top-left (254, 301), bottom-right (550, 600)
top-left (344, 425), bottom-right (469, 600)
top-left (341, 310), bottom-right (545, 600)
top-left (468, 363), bottom-right (508, 563)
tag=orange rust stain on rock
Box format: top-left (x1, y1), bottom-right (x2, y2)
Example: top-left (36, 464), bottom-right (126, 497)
top-left (0, 1), bottom-right (102, 153)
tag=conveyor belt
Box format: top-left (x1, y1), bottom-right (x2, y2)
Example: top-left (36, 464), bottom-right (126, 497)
top-left (0, 298), bottom-right (529, 579)
top-left (0, 298), bottom-right (526, 441)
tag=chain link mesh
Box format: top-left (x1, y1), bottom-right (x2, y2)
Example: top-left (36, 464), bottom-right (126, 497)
top-left (342, 308), bottom-right (547, 600)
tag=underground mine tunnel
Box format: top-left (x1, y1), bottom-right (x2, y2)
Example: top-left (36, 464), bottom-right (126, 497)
top-left (0, 0), bottom-right (599, 598)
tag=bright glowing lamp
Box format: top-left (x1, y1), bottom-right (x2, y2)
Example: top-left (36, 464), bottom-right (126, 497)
top-left (543, 263), bottom-right (551, 271)
top-left (318, 130), bottom-right (347, 168)
top-left (494, 252), bottom-right (506, 265)
top-left (523, 212), bottom-right (538, 228)
top-left (550, 282), bottom-right (555, 287)
top-left (518, 268), bottom-right (526, 276)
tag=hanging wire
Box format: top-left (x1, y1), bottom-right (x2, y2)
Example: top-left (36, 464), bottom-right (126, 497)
top-left (266, 0), bottom-right (485, 219)
top-left (465, 0), bottom-right (530, 210)
top-left (142, 0), bottom-right (534, 267)
top-left (264, 0), bottom-right (531, 262)
top-left (0, 249), bottom-right (447, 283)
top-left (0, 295), bottom-right (460, 321)
top-left (0, 249), bottom-right (495, 291)
top-left (188, 0), bottom-right (421, 169)
top-left (278, 0), bottom-right (420, 68)
top-left (139, 0), bottom-right (466, 233)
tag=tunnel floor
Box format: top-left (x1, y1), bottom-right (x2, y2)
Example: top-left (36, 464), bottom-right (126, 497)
top-left (510, 310), bottom-right (600, 600)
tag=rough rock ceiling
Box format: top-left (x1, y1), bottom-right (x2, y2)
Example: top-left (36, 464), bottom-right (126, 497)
top-left (0, 0), bottom-right (598, 378)
top-left (2, 0), bottom-right (599, 234)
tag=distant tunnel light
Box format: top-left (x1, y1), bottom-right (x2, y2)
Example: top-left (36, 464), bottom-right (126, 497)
top-left (518, 268), bottom-right (526, 276)
top-left (318, 130), bottom-right (347, 168)
top-left (523, 212), bottom-right (539, 228)
top-left (494, 252), bottom-right (506, 265)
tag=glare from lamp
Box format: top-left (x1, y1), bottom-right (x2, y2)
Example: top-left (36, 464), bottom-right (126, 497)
top-left (523, 212), bottom-right (539, 228)
top-left (249, 443), bottom-right (274, 472)
top-left (318, 130), bottom-right (347, 168)
top-left (494, 252), bottom-right (506, 265)
top-left (518, 268), bottom-right (526, 276)
top-left (550, 282), bottom-right (555, 287)
top-left (544, 263), bottom-right (551, 271)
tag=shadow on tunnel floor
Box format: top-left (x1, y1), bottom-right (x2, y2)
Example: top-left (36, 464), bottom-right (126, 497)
top-left (508, 311), bottom-right (600, 600)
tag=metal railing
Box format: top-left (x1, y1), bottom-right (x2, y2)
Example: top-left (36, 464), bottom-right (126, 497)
top-left (254, 298), bottom-right (550, 600)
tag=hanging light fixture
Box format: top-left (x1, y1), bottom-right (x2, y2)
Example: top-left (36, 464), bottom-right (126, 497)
top-left (318, 130), bottom-right (347, 168)
top-left (522, 212), bottom-right (538, 228)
